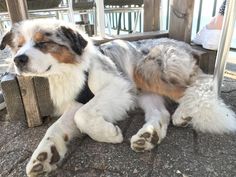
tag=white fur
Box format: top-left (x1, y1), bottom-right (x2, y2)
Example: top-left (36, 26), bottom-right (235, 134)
top-left (131, 92), bottom-right (170, 152)
top-left (172, 75), bottom-right (236, 133)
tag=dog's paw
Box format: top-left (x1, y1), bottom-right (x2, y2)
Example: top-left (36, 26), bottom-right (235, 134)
top-left (75, 111), bottom-right (123, 144)
top-left (172, 115), bottom-right (192, 127)
top-left (97, 124), bottom-right (123, 144)
top-left (131, 126), bottom-right (160, 152)
top-left (26, 137), bottom-right (66, 177)
top-left (109, 125), bottom-right (124, 143)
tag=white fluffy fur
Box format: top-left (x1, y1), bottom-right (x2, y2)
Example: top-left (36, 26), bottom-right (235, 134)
top-left (172, 74), bottom-right (236, 133)
top-left (130, 38), bottom-right (236, 134)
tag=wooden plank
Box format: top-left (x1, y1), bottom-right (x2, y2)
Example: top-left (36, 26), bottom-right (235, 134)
top-left (0, 73), bottom-right (26, 122)
top-left (76, 24), bottom-right (95, 37)
top-left (192, 45), bottom-right (217, 74)
top-left (192, 47), bottom-right (209, 73)
top-left (169, 0), bottom-right (195, 43)
top-left (17, 76), bottom-right (42, 127)
top-left (93, 31), bottom-right (169, 45)
top-left (33, 77), bottom-right (54, 118)
top-left (207, 50), bottom-right (217, 74)
top-left (144, 0), bottom-right (160, 32)
top-left (5, 0), bottom-right (28, 23)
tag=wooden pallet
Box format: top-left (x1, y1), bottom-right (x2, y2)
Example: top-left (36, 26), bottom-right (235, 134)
top-left (1, 75), bottom-right (53, 127)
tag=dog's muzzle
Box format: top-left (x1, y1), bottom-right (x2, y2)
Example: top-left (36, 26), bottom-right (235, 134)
top-left (14, 54), bottom-right (29, 70)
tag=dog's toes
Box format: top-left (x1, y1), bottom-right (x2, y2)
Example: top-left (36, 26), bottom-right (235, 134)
top-left (172, 116), bottom-right (192, 127)
top-left (26, 138), bottom-right (65, 177)
top-left (106, 124), bottom-right (123, 143)
top-left (131, 130), bottom-right (159, 152)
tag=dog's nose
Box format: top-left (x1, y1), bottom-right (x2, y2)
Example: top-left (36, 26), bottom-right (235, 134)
top-left (14, 54), bottom-right (29, 68)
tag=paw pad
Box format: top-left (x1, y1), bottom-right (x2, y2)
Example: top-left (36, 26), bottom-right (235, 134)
top-left (174, 116), bottom-right (192, 127)
top-left (131, 130), bottom-right (159, 152)
top-left (30, 164), bottom-right (43, 173)
top-left (50, 146), bottom-right (60, 164)
top-left (37, 152), bottom-right (48, 162)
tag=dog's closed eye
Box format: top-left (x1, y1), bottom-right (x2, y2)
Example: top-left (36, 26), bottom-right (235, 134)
top-left (35, 41), bottom-right (50, 48)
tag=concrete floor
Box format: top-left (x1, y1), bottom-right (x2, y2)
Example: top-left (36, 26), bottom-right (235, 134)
top-left (0, 47), bottom-right (236, 177)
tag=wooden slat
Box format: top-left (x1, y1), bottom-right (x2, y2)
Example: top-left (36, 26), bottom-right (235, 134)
top-left (192, 45), bottom-right (217, 74)
top-left (33, 77), bottom-right (54, 117)
top-left (144, 0), bottom-right (160, 32)
top-left (93, 31), bottom-right (169, 45)
top-left (5, 0), bottom-right (28, 23)
top-left (1, 73), bottom-right (26, 122)
top-left (17, 76), bottom-right (42, 127)
top-left (169, 0), bottom-right (195, 43)
top-left (192, 48), bottom-right (209, 73)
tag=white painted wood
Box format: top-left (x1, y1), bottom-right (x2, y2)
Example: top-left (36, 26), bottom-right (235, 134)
top-left (95, 0), bottom-right (105, 37)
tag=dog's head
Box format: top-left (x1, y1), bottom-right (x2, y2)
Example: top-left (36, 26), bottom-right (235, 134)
top-left (0, 19), bottom-right (91, 76)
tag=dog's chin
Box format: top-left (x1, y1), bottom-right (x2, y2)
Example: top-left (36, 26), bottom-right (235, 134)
top-left (15, 65), bottom-right (53, 77)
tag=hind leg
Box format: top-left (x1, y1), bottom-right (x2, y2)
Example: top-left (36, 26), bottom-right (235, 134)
top-left (131, 92), bottom-right (170, 152)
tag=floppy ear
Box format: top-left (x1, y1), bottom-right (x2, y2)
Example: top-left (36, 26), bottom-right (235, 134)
top-left (59, 26), bottom-right (88, 55)
top-left (0, 30), bottom-right (13, 50)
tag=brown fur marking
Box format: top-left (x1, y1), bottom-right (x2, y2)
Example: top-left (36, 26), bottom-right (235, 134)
top-left (36, 41), bottom-right (76, 64)
top-left (50, 46), bottom-right (76, 64)
top-left (33, 32), bottom-right (49, 43)
top-left (64, 134), bottom-right (69, 142)
top-left (133, 67), bottom-right (186, 101)
top-left (0, 31), bottom-right (13, 49)
top-left (17, 35), bottom-right (26, 47)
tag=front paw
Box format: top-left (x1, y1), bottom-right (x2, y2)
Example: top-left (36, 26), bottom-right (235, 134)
top-left (92, 124), bottom-right (124, 144)
top-left (26, 137), bottom-right (66, 177)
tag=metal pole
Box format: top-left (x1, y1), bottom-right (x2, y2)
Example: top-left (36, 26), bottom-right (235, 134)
top-left (213, 0), bottom-right (236, 94)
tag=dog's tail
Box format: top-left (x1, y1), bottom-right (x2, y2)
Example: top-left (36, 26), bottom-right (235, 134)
top-left (172, 75), bottom-right (236, 133)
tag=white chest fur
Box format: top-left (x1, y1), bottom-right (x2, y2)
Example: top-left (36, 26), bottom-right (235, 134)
top-left (48, 66), bottom-right (86, 116)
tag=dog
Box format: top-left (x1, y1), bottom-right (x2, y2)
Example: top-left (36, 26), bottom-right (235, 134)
top-left (1, 19), bottom-right (236, 177)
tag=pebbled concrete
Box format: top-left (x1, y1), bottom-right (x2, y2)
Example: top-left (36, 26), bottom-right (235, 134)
top-left (0, 77), bottom-right (235, 177)
top-left (0, 47), bottom-right (236, 177)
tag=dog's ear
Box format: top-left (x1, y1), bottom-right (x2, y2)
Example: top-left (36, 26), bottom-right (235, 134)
top-left (0, 30), bottom-right (13, 50)
top-left (59, 26), bottom-right (88, 55)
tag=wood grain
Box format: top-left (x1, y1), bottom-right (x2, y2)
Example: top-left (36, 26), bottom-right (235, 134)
top-left (169, 0), bottom-right (195, 43)
top-left (33, 77), bottom-right (54, 117)
top-left (17, 76), bottom-right (42, 127)
top-left (93, 31), bottom-right (169, 45)
top-left (1, 73), bottom-right (26, 122)
top-left (144, 0), bottom-right (160, 32)
top-left (5, 0), bottom-right (28, 23)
